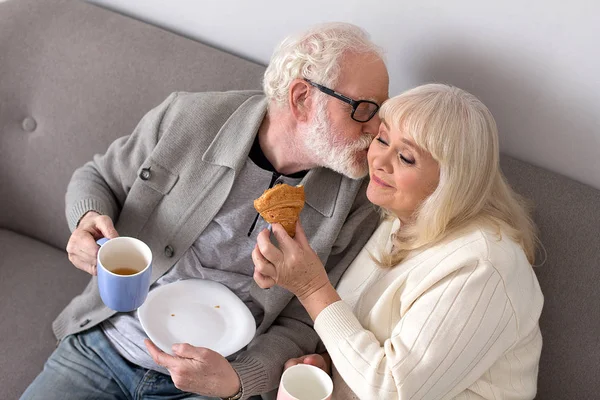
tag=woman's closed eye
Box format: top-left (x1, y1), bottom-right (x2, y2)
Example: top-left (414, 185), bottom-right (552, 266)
top-left (376, 135), bottom-right (415, 165)
top-left (399, 153), bottom-right (415, 165)
top-left (376, 136), bottom-right (388, 146)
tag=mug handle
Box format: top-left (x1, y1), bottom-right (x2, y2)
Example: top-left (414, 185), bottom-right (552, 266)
top-left (96, 238), bottom-right (110, 246)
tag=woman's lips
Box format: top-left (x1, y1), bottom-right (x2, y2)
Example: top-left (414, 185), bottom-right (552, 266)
top-left (371, 175), bottom-right (393, 188)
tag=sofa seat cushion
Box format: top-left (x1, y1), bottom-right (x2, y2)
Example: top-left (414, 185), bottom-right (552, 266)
top-left (0, 229), bottom-right (90, 399)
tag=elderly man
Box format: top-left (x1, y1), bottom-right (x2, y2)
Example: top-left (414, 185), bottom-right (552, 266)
top-left (21, 22), bottom-right (389, 400)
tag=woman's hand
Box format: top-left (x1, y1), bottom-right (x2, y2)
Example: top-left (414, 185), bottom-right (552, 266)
top-left (252, 222), bottom-right (330, 301)
top-left (284, 353), bottom-right (331, 375)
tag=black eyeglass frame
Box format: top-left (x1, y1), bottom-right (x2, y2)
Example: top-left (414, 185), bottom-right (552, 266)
top-left (304, 79), bottom-right (380, 123)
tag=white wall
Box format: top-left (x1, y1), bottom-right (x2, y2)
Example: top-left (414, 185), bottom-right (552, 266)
top-left (87, 0), bottom-right (600, 189)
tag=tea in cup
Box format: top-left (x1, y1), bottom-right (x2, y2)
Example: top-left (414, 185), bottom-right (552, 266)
top-left (96, 237), bottom-right (152, 312)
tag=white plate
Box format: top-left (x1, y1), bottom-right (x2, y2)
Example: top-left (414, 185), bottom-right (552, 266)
top-left (138, 279), bottom-right (256, 357)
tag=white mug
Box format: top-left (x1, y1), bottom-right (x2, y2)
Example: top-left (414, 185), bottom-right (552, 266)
top-left (277, 364), bottom-right (333, 400)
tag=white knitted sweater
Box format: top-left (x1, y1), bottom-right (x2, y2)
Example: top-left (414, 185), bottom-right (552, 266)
top-left (315, 219), bottom-right (543, 400)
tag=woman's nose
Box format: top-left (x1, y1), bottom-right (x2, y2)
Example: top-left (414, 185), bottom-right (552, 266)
top-left (371, 149), bottom-right (394, 174)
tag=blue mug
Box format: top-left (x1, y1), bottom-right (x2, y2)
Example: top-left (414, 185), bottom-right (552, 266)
top-left (96, 237), bottom-right (153, 312)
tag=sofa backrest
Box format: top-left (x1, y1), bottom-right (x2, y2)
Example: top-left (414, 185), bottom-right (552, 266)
top-left (500, 156), bottom-right (600, 399)
top-left (0, 0), bottom-right (265, 250)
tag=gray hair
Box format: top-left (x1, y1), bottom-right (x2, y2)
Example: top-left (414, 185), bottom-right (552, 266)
top-left (263, 22), bottom-right (384, 105)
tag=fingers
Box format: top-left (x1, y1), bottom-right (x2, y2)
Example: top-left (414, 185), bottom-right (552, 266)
top-left (252, 243), bottom-right (277, 289)
top-left (256, 228), bottom-right (282, 265)
top-left (166, 344), bottom-right (240, 397)
top-left (145, 339), bottom-right (177, 369)
top-left (171, 343), bottom-right (211, 359)
top-left (71, 229), bottom-right (101, 257)
top-left (272, 222), bottom-right (310, 255)
top-left (302, 354), bottom-right (328, 372)
top-left (284, 357), bottom-right (303, 371)
top-left (66, 214), bottom-right (119, 275)
top-left (284, 354), bottom-right (328, 373)
top-left (66, 230), bottom-right (99, 275)
top-left (252, 245), bottom-right (277, 277)
top-left (76, 211), bottom-right (100, 228)
top-left (253, 270), bottom-right (276, 289)
top-left (293, 221), bottom-right (310, 247)
top-left (67, 253), bottom-right (97, 275)
top-left (95, 215), bottom-right (119, 239)
top-left (271, 223), bottom-right (296, 251)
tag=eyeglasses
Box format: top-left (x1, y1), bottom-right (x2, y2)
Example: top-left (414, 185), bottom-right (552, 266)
top-left (304, 79), bottom-right (380, 123)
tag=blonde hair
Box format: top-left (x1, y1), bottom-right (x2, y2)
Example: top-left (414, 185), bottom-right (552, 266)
top-left (263, 22), bottom-right (384, 105)
top-left (378, 84), bottom-right (538, 266)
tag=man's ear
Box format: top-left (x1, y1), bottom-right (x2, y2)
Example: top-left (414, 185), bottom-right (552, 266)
top-left (288, 79), bottom-right (313, 122)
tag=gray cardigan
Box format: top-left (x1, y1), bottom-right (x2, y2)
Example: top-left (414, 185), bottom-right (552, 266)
top-left (57, 91), bottom-right (378, 398)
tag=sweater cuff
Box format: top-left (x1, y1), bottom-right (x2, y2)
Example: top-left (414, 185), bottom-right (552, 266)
top-left (67, 198), bottom-right (111, 232)
top-left (314, 300), bottom-right (364, 344)
top-left (230, 356), bottom-right (269, 399)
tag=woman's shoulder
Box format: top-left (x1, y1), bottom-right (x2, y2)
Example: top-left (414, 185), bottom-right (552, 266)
top-left (426, 223), bottom-right (526, 262)
top-left (424, 224), bottom-right (539, 298)
top-left (414, 225), bottom-right (543, 325)
top-left (452, 225), bottom-right (544, 333)
top-left (405, 224), bottom-right (534, 289)
top-left (461, 224), bottom-right (531, 271)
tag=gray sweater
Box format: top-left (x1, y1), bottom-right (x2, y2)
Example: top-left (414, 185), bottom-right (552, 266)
top-left (57, 91), bottom-right (378, 399)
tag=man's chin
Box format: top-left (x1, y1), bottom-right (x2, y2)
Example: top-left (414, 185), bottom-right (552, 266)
top-left (346, 152), bottom-right (370, 179)
top-left (339, 162), bottom-right (369, 180)
top-left (319, 148), bottom-right (369, 179)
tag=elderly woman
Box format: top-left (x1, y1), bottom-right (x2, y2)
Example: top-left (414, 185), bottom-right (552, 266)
top-left (252, 84), bottom-right (544, 399)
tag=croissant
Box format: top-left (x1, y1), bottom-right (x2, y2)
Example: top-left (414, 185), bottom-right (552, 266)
top-left (253, 184), bottom-right (305, 237)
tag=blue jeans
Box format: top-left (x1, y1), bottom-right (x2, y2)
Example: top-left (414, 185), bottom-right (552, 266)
top-left (20, 326), bottom-right (217, 400)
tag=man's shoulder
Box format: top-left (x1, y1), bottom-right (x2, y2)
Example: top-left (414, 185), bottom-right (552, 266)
top-left (167, 90), bottom-right (264, 113)
top-left (173, 89), bottom-right (264, 102)
top-left (155, 90), bottom-right (265, 143)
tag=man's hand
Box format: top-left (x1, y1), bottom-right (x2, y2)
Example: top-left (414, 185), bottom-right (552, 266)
top-left (145, 339), bottom-right (241, 398)
top-left (284, 353), bottom-right (331, 375)
top-left (65, 211), bottom-right (119, 275)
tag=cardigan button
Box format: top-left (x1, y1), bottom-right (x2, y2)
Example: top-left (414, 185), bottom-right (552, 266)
top-left (139, 168), bottom-right (151, 180)
top-left (164, 245), bottom-right (174, 258)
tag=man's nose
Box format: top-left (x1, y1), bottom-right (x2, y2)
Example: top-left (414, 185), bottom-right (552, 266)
top-left (362, 114), bottom-right (381, 137)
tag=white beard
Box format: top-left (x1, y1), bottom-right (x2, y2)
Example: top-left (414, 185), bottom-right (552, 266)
top-left (303, 101), bottom-right (373, 179)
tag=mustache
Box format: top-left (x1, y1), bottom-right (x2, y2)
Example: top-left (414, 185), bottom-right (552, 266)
top-left (351, 134), bottom-right (375, 150)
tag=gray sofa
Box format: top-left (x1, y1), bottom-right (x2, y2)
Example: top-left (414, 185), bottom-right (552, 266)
top-left (0, 0), bottom-right (598, 399)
